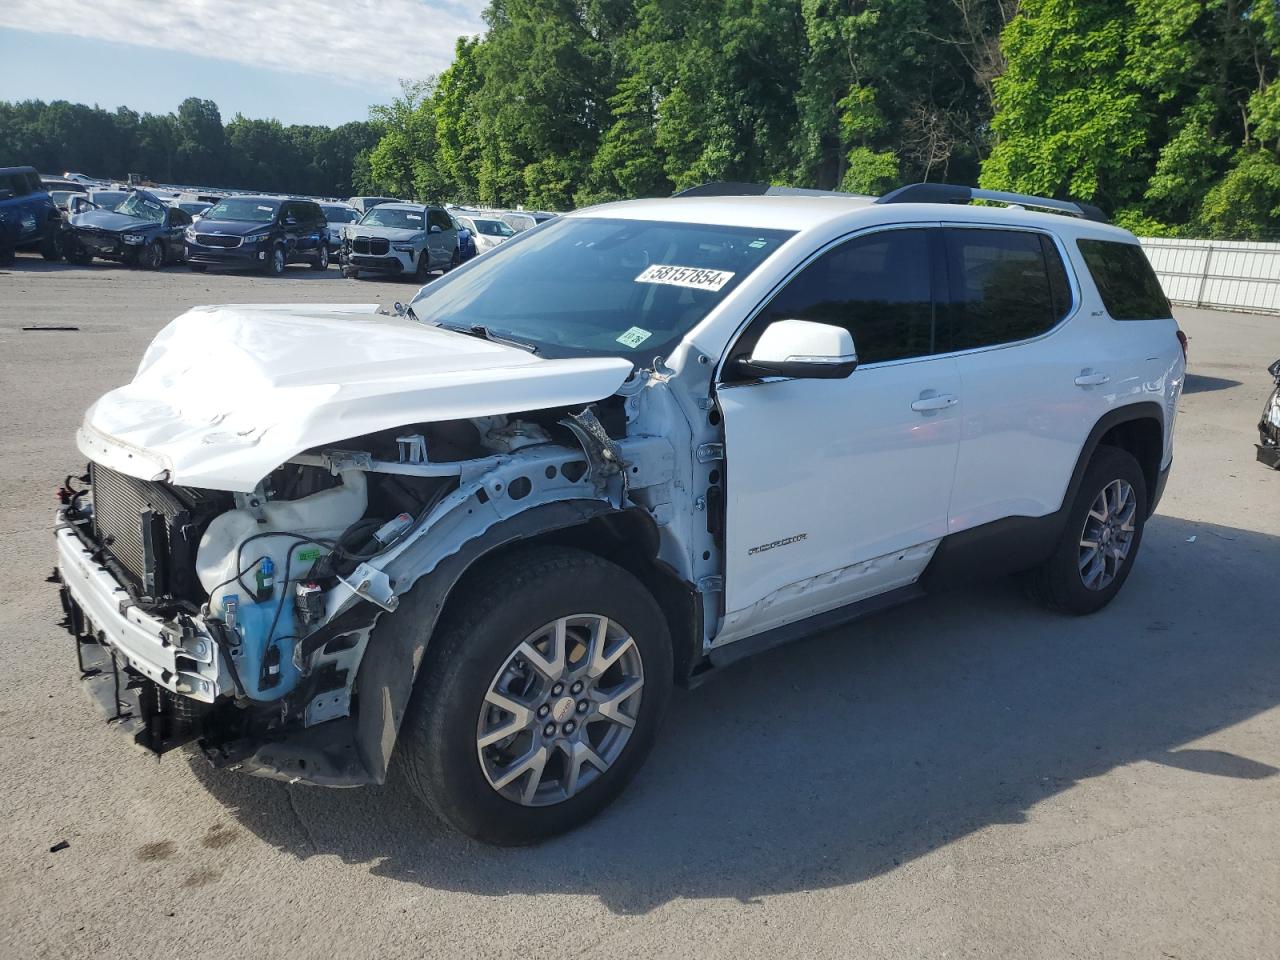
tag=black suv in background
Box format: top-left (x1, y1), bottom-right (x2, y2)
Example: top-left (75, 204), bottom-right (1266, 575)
top-left (0, 166), bottom-right (63, 264)
top-left (186, 196), bottom-right (330, 275)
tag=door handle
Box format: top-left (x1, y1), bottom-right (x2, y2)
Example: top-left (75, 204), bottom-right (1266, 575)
top-left (1074, 372), bottom-right (1110, 386)
top-left (910, 393), bottom-right (959, 412)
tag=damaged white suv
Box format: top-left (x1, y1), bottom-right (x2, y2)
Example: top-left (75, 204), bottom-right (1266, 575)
top-left (53, 182), bottom-right (1185, 843)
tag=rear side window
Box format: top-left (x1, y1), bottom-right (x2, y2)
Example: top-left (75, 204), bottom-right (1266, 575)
top-left (1076, 239), bottom-right (1172, 320)
top-left (942, 228), bottom-right (1072, 351)
top-left (752, 228), bottom-right (936, 364)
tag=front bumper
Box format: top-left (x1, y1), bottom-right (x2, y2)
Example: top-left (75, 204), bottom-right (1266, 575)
top-left (343, 245), bottom-right (414, 273)
top-left (186, 242), bottom-right (269, 266)
top-left (55, 518), bottom-right (225, 701)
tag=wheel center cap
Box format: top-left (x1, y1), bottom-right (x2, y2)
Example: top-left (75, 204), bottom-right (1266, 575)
top-left (551, 696), bottom-right (575, 723)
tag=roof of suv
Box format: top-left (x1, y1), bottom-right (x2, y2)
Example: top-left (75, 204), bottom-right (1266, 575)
top-left (572, 192), bottom-right (1135, 241)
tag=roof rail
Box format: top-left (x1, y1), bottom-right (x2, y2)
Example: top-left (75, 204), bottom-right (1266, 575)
top-left (673, 182), bottom-right (870, 200)
top-left (876, 182), bottom-right (1108, 223)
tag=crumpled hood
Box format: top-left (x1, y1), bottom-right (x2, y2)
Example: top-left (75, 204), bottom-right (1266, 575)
top-left (71, 210), bottom-right (154, 233)
top-left (78, 303), bottom-right (633, 492)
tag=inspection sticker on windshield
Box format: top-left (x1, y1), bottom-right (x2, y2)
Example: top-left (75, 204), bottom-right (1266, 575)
top-left (257, 205), bottom-right (274, 212)
top-left (616, 326), bottom-right (653, 348)
top-left (635, 264), bottom-right (735, 291)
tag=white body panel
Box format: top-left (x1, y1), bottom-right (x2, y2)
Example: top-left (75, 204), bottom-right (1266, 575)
top-left (717, 357), bottom-right (961, 634)
top-left (77, 303), bottom-right (632, 491)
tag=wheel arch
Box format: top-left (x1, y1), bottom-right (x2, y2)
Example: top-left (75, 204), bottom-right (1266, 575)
top-left (352, 501), bottom-right (699, 783)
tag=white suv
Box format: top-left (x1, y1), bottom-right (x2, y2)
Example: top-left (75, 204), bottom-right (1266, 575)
top-left (53, 182), bottom-right (1184, 844)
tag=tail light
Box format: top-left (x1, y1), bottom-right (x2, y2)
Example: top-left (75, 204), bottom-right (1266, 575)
top-left (1176, 329), bottom-right (1188, 361)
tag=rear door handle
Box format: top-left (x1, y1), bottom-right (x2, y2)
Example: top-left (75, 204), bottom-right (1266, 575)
top-left (1074, 372), bottom-right (1110, 386)
top-left (910, 393), bottom-right (959, 412)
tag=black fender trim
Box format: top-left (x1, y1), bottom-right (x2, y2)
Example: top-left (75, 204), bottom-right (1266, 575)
top-left (922, 401), bottom-right (1165, 591)
top-left (353, 499), bottom-right (621, 783)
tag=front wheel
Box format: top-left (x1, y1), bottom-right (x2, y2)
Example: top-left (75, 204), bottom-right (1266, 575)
top-left (413, 250), bottom-right (430, 282)
top-left (263, 244), bottom-right (285, 276)
top-left (341, 265), bottom-right (360, 279)
top-left (398, 546), bottom-right (673, 844)
top-left (143, 240), bottom-right (165, 270)
top-left (1024, 445), bottom-right (1148, 615)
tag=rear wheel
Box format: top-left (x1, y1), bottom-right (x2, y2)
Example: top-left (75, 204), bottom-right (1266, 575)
top-left (398, 546), bottom-right (673, 844)
top-left (413, 250), bottom-right (430, 282)
top-left (39, 226), bottom-right (63, 261)
top-left (445, 248), bottom-right (460, 272)
top-left (311, 244), bottom-right (329, 270)
top-left (1024, 446), bottom-right (1148, 615)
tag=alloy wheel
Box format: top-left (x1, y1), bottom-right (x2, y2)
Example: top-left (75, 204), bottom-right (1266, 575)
top-left (476, 614), bottom-right (644, 806)
top-left (1078, 479), bottom-right (1137, 591)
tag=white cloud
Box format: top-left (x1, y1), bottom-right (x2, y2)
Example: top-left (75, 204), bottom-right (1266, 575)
top-left (0, 0), bottom-right (486, 89)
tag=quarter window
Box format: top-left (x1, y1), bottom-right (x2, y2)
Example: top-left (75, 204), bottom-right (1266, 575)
top-left (1076, 239), bottom-right (1172, 321)
top-left (942, 228), bottom-right (1071, 351)
top-left (750, 229), bottom-right (937, 365)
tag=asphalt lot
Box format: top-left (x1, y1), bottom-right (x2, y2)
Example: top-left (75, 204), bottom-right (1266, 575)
top-left (1, 253), bottom-right (1277, 959)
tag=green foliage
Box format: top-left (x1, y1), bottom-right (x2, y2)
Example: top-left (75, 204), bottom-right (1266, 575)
top-left (983, 0), bottom-right (1280, 238)
top-left (0, 97), bottom-right (378, 196)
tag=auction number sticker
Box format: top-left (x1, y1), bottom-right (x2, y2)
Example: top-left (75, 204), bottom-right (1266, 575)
top-left (635, 264), bottom-right (735, 291)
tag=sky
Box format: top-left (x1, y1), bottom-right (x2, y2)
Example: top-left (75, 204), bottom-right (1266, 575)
top-left (0, 0), bottom-right (487, 127)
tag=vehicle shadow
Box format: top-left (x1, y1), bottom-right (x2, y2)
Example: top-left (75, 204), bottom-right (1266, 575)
top-left (190, 514), bottom-right (1280, 914)
top-left (1183, 373), bottom-right (1243, 394)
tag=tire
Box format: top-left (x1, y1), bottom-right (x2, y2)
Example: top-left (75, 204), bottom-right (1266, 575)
top-left (311, 244), bottom-right (329, 270)
top-left (263, 244), bottom-right (285, 276)
top-left (1024, 445), bottom-right (1148, 615)
top-left (40, 227), bottom-right (63, 262)
top-left (398, 546), bottom-right (673, 844)
top-left (413, 250), bottom-right (430, 283)
top-left (65, 241), bottom-right (92, 266)
top-left (189, 262), bottom-right (207, 273)
top-left (143, 240), bottom-right (164, 270)
top-left (445, 248), bottom-right (460, 272)
top-left (0, 246), bottom-right (14, 266)
top-left (342, 265), bottom-right (360, 279)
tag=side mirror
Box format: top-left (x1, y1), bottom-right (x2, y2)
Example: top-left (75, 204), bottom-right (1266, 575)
top-left (429, 224), bottom-right (442, 234)
top-left (740, 319), bottom-right (858, 380)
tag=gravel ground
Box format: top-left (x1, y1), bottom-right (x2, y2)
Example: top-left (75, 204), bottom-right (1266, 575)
top-left (1, 254), bottom-right (1278, 960)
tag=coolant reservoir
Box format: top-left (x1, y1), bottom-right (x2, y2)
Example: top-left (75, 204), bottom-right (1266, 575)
top-left (197, 469), bottom-right (368, 700)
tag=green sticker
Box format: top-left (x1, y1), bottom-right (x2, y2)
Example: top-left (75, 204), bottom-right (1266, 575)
top-left (297, 547), bottom-right (325, 563)
top-left (616, 326), bottom-right (653, 349)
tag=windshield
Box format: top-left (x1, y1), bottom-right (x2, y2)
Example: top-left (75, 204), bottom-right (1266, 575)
top-left (180, 202), bottom-right (211, 215)
top-left (112, 193), bottom-right (166, 222)
top-left (361, 207), bottom-right (425, 230)
top-left (89, 191), bottom-right (126, 207)
top-left (408, 217), bottom-right (794, 361)
top-left (472, 218), bottom-right (515, 237)
top-left (322, 205), bottom-right (359, 223)
top-left (205, 198), bottom-right (280, 222)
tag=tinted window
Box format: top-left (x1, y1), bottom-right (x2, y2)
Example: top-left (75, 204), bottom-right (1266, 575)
top-left (942, 229), bottom-right (1071, 350)
top-left (6, 174), bottom-right (32, 196)
top-left (429, 209), bottom-right (454, 231)
top-left (751, 229), bottom-right (936, 364)
top-left (169, 207), bottom-right (192, 226)
top-left (1076, 239), bottom-right (1172, 320)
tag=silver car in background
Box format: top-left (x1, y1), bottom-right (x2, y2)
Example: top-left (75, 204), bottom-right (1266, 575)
top-left (454, 212), bottom-right (516, 254)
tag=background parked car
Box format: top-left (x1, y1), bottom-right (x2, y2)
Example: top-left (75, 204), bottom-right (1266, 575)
top-left (320, 202), bottom-right (361, 257)
top-left (500, 210), bottom-right (556, 233)
top-left (341, 202), bottom-right (458, 280)
top-left (64, 189), bottom-right (191, 269)
top-left (0, 166), bottom-right (63, 264)
top-left (347, 195), bottom-right (401, 216)
top-left (454, 213), bottom-right (516, 254)
top-left (40, 177), bottom-right (88, 197)
top-left (453, 215), bottom-right (478, 263)
top-left (186, 195), bottom-right (330, 275)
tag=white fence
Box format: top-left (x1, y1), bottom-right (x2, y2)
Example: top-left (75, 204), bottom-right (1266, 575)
top-left (1139, 237), bottom-right (1280, 315)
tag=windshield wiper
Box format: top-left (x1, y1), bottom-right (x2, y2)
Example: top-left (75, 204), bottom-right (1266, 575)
top-left (438, 322), bottom-right (538, 354)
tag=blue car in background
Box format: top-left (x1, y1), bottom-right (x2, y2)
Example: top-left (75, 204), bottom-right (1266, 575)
top-left (186, 196), bottom-right (330, 275)
top-left (0, 166), bottom-right (63, 264)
